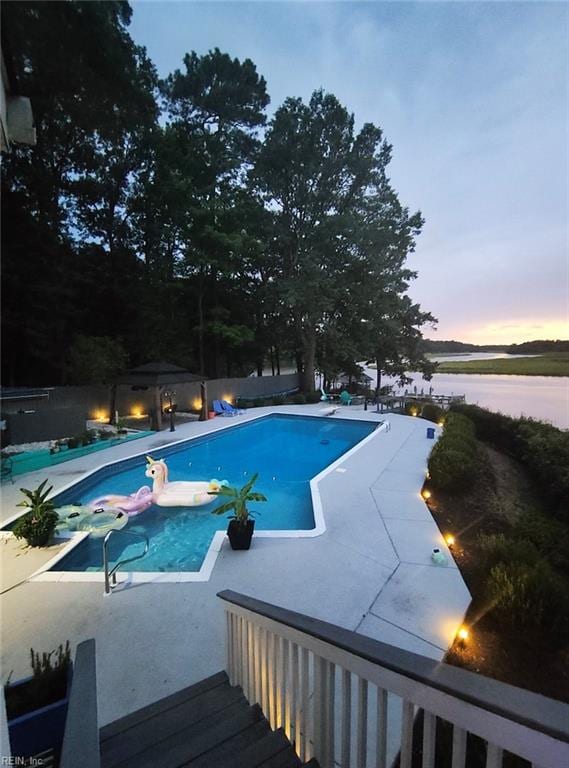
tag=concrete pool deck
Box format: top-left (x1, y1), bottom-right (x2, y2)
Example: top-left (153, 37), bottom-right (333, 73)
top-left (0, 405), bottom-right (470, 728)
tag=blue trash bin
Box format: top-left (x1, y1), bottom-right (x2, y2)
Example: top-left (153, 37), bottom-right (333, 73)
top-left (426, 427), bottom-right (435, 439)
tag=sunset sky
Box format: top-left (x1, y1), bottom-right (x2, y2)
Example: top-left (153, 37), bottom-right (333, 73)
top-left (131, 1), bottom-right (568, 345)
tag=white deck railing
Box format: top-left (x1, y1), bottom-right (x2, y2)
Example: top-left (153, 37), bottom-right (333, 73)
top-left (218, 590), bottom-right (569, 768)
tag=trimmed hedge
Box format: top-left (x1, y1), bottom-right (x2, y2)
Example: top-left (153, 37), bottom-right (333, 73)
top-left (427, 411), bottom-right (479, 491)
top-left (450, 404), bottom-right (569, 519)
top-left (420, 403), bottom-right (444, 424)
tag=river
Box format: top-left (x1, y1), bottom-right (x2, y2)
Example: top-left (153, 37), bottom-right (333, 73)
top-left (360, 354), bottom-right (569, 430)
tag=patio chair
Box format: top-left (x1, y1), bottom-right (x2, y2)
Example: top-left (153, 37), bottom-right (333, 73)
top-left (339, 390), bottom-right (353, 405)
top-left (213, 400), bottom-right (235, 417)
top-left (221, 400), bottom-right (244, 416)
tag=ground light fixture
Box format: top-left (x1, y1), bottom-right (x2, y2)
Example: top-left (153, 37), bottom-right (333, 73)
top-left (445, 534), bottom-right (455, 548)
top-left (422, 489), bottom-right (432, 500)
top-left (456, 626), bottom-right (469, 648)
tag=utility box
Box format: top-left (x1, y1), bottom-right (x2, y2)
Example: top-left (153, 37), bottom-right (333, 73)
top-left (426, 427), bottom-right (435, 439)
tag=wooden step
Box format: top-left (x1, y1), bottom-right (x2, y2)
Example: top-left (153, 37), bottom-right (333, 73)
top-left (101, 684), bottom-right (246, 767)
top-left (223, 727), bottom-right (292, 768)
top-left (100, 670), bottom-right (228, 742)
top-left (186, 719), bottom-right (271, 767)
top-left (109, 702), bottom-right (263, 768)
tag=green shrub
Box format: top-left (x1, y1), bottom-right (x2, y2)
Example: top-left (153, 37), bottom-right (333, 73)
top-left (428, 444), bottom-right (476, 491)
top-left (293, 394), bottom-right (306, 405)
top-left (427, 412), bottom-right (478, 491)
top-left (98, 430), bottom-right (112, 440)
top-left (271, 395), bottom-right (286, 406)
top-left (305, 391), bottom-right (321, 404)
top-left (451, 403), bottom-right (569, 518)
top-left (478, 533), bottom-right (541, 570)
top-left (515, 512), bottom-right (569, 577)
top-left (236, 399), bottom-right (250, 410)
top-left (13, 480), bottom-right (58, 547)
top-left (487, 560), bottom-right (569, 645)
top-left (444, 411), bottom-right (476, 439)
top-left (421, 403), bottom-right (444, 423)
top-left (253, 398), bottom-right (265, 408)
top-left (67, 437), bottom-right (79, 449)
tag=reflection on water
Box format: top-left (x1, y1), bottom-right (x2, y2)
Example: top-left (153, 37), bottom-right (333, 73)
top-left (361, 359), bottom-right (569, 430)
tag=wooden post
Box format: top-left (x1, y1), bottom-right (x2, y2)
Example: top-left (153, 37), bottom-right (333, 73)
top-left (199, 381), bottom-right (208, 422)
top-left (151, 386), bottom-right (162, 431)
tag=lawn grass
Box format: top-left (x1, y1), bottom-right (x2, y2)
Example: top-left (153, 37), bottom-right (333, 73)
top-left (436, 352), bottom-right (569, 376)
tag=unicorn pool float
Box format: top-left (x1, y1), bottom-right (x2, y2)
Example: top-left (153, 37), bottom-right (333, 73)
top-left (87, 456), bottom-right (228, 513)
top-left (143, 456), bottom-right (228, 507)
top-left (55, 457), bottom-right (228, 538)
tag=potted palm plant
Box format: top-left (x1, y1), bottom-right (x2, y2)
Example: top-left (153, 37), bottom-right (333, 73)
top-left (13, 480), bottom-right (58, 547)
top-left (211, 473), bottom-right (267, 550)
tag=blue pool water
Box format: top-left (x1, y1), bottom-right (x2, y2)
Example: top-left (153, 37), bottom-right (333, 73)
top-left (51, 415), bottom-right (376, 572)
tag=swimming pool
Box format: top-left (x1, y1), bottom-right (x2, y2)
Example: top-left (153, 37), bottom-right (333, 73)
top-left (49, 415), bottom-right (377, 573)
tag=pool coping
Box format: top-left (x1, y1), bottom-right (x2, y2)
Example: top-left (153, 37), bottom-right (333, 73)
top-left (1, 412), bottom-right (388, 585)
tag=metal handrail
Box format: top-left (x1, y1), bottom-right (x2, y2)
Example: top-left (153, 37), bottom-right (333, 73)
top-left (103, 529), bottom-right (149, 594)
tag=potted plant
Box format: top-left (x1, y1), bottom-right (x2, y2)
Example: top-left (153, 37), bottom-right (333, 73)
top-left (13, 480), bottom-right (58, 547)
top-left (5, 642), bottom-right (71, 761)
top-left (211, 473), bottom-right (267, 550)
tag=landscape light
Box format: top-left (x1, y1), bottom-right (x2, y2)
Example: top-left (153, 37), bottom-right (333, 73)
top-left (131, 407), bottom-right (144, 418)
top-left (222, 394), bottom-right (233, 404)
top-left (192, 397), bottom-right (202, 411)
top-left (438, 420), bottom-right (445, 427)
top-left (445, 534), bottom-right (455, 548)
top-left (457, 627), bottom-right (469, 647)
top-left (422, 489), bottom-right (431, 500)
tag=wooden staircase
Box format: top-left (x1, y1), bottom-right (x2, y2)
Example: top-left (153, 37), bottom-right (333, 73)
top-left (99, 671), bottom-right (318, 768)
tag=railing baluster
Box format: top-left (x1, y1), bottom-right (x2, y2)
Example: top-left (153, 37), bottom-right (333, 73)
top-left (247, 621), bottom-right (255, 704)
top-left (486, 743), bottom-right (503, 768)
top-left (422, 711), bottom-right (436, 768)
top-left (231, 613), bottom-right (239, 687)
top-left (242, 619), bottom-right (249, 697)
top-left (283, 638), bottom-right (291, 739)
top-left (400, 700), bottom-right (414, 768)
top-left (451, 726), bottom-right (467, 768)
top-left (252, 624), bottom-right (260, 704)
top-left (341, 669), bottom-right (352, 768)
top-left (275, 634), bottom-right (283, 727)
top-left (261, 628), bottom-right (270, 719)
top-left (313, 655), bottom-right (327, 763)
top-left (269, 631), bottom-right (277, 728)
top-left (226, 611), bottom-right (234, 685)
top-left (291, 642), bottom-right (300, 748)
top-left (327, 661), bottom-right (336, 766)
top-left (300, 647), bottom-right (310, 762)
top-left (356, 677), bottom-right (368, 768)
top-left (375, 687), bottom-right (387, 768)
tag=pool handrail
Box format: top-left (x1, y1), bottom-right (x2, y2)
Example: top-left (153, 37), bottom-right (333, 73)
top-left (103, 528), bottom-right (149, 595)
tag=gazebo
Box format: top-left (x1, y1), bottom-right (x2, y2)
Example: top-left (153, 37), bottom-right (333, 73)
top-left (115, 361), bottom-right (204, 431)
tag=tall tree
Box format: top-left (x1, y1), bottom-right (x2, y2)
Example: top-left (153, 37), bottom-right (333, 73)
top-left (254, 90), bottom-right (429, 391)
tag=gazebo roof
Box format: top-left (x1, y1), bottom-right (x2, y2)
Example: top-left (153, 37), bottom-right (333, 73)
top-left (116, 361), bottom-right (204, 387)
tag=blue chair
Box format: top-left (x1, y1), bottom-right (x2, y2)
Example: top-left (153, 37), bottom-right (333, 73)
top-left (221, 400), bottom-right (244, 415)
top-left (213, 400), bottom-right (234, 417)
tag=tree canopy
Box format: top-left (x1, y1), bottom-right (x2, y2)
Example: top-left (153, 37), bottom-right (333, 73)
top-left (1, 1), bottom-right (435, 390)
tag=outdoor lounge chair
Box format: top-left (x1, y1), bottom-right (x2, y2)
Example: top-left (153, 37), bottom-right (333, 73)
top-left (339, 390), bottom-right (365, 406)
top-left (213, 400), bottom-right (235, 417)
top-left (221, 400), bottom-right (244, 415)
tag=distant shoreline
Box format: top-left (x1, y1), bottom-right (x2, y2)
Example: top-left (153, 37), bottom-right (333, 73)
top-left (435, 354), bottom-right (569, 377)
